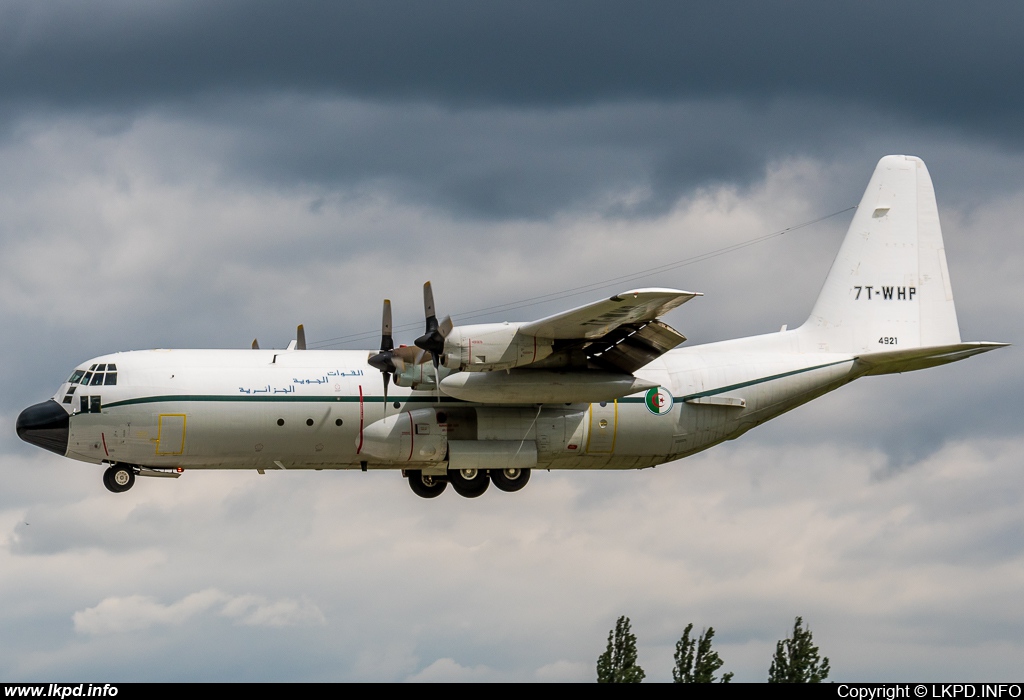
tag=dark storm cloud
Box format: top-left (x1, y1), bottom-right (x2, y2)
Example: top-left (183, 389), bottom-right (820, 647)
top-left (2, 1), bottom-right (1022, 223)
top-left (2, 1), bottom-right (1023, 140)
top-left (110, 97), bottom-right (1014, 221)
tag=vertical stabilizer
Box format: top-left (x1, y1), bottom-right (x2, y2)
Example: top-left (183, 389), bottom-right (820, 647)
top-left (799, 155), bottom-right (961, 354)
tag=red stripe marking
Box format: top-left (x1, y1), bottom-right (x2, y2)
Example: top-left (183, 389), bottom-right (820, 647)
top-left (101, 432), bottom-right (109, 457)
top-left (356, 385), bottom-right (364, 454)
top-left (407, 411), bottom-right (414, 461)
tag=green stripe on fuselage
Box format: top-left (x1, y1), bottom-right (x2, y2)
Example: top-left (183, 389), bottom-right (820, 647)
top-left (102, 394), bottom-right (466, 408)
top-left (103, 359), bottom-right (853, 409)
top-left (618, 358), bottom-right (854, 403)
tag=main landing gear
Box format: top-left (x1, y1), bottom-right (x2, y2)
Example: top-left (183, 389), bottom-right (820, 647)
top-left (405, 468), bottom-right (531, 499)
top-left (102, 463), bottom-right (136, 493)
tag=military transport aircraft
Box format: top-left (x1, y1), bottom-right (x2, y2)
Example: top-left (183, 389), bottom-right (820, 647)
top-left (16, 156), bottom-right (1007, 498)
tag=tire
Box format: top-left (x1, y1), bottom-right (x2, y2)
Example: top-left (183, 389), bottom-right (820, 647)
top-left (407, 470), bottom-right (447, 498)
top-left (104, 464), bottom-right (136, 493)
top-left (490, 467), bottom-right (531, 493)
top-left (448, 468), bottom-right (490, 498)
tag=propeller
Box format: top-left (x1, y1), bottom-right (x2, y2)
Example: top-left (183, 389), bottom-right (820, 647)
top-left (414, 281), bottom-right (453, 373)
top-left (413, 281), bottom-right (453, 402)
top-left (367, 300), bottom-right (398, 406)
top-left (251, 339), bottom-right (259, 350)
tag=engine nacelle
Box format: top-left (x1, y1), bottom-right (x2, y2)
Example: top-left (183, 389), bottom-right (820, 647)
top-left (392, 361), bottom-right (436, 390)
top-left (441, 323), bottom-right (553, 372)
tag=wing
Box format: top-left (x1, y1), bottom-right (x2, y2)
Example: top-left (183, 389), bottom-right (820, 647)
top-left (521, 288), bottom-right (700, 374)
top-left (437, 288), bottom-right (702, 403)
top-left (519, 288), bottom-right (700, 339)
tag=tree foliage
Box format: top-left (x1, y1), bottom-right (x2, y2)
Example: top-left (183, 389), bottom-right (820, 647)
top-left (768, 616), bottom-right (831, 683)
top-left (672, 623), bottom-right (734, 683)
top-left (596, 615), bottom-right (645, 683)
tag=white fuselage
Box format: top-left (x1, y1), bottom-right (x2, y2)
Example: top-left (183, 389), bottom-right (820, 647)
top-left (55, 329), bottom-right (861, 473)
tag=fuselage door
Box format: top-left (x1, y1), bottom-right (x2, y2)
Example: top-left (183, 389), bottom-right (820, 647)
top-left (156, 414), bottom-right (187, 455)
top-left (585, 401), bottom-right (617, 454)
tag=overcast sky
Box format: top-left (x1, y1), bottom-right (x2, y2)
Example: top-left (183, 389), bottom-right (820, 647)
top-left (2, 1), bottom-right (1021, 682)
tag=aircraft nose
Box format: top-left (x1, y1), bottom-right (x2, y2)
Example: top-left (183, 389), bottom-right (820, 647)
top-left (16, 400), bottom-right (70, 456)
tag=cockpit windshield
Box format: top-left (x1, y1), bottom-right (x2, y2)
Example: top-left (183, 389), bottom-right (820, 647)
top-left (67, 365), bottom-right (117, 386)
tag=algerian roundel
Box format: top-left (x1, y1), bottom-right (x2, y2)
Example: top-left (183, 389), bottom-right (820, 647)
top-left (644, 387), bottom-right (674, 415)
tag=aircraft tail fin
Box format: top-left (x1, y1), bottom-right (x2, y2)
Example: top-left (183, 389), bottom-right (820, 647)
top-left (799, 155), bottom-right (962, 354)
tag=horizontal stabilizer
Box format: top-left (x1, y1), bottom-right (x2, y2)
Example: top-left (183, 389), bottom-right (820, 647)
top-left (854, 342), bottom-right (1009, 376)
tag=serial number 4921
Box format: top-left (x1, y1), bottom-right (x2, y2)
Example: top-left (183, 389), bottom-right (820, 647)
top-left (879, 337), bottom-right (898, 345)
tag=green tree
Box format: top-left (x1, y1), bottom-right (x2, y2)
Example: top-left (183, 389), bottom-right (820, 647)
top-left (673, 623), bottom-right (734, 683)
top-left (768, 616), bottom-right (831, 683)
top-left (596, 615), bottom-right (645, 683)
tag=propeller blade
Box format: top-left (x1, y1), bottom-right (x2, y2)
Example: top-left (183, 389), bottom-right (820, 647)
top-left (438, 315), bottom-right (454, 338)
top-left (370, 299), bottom-right (396, 414)
top-left (415, 282), bottom-right (452, 367)
top-left (295, 324), bottom-right (306, 351)
top-left (423, 281), bottom-right (436, 320)
top-left (412, 282), bottom-right (452, 403)
top-left (251, 338), bottom-right (259, 350)
top-left (380, 300), bottom-right (393, 352)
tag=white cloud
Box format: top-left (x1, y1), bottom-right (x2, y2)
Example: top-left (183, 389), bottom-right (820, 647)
top-left (219, 594), bottom-right (326, 628)
top-left (535, 660), bottom-right (591, 682)
top-left (405, 658), bottom-right (498, 683)
top-left (72, 589), bottom-right (227, 635)
top-left (73, 589), bottom-right (325, 635)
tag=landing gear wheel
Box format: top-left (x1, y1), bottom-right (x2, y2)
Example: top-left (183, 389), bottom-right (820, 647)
top-left (407, 470), bottom-right (447, 498)
top-left (103, 464), bottom-right (135, 493)
top-left (490, 467), bottom-right (531, 493)
top-left (448, 468), bottom-right (490, 498)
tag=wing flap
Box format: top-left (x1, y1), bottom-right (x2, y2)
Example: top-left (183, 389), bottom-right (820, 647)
top-left (586, 320), bottom-right (687, 374)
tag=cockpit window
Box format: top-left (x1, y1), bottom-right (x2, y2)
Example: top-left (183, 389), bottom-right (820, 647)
top-left (69, 365), bottom-right (117, 388)
top-left (89, 364), bottom-right (97, 371)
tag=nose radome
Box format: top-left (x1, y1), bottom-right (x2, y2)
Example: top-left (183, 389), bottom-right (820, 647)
top-left (16, 400), bottom-right (70, 456)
